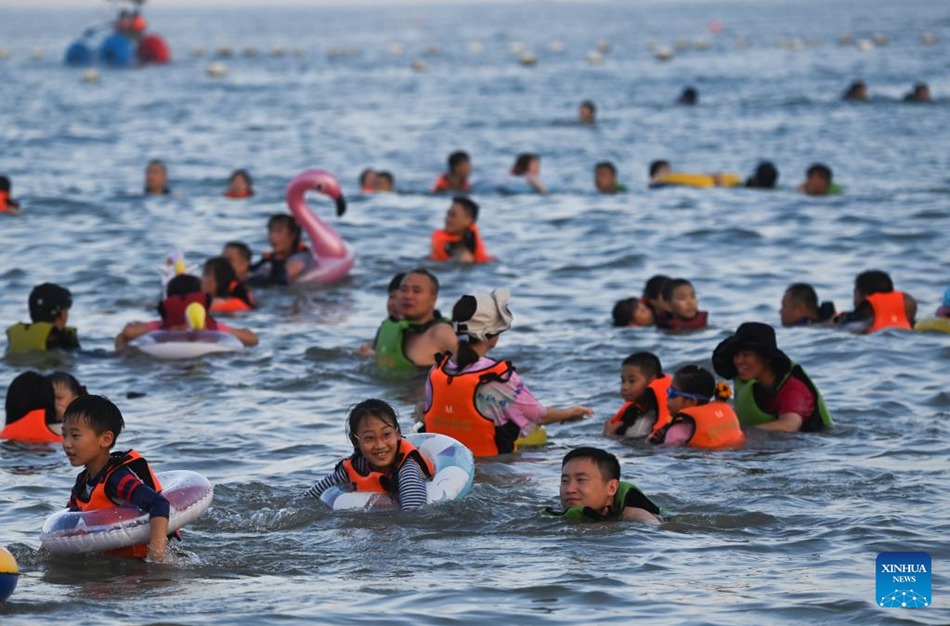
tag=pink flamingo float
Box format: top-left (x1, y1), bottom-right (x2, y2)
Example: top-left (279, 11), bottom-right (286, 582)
top-left (285, 169), bottom-right (354, 284)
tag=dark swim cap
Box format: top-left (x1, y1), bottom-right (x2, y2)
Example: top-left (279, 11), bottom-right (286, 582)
top-left (28, 283), bottom-right (73, 322)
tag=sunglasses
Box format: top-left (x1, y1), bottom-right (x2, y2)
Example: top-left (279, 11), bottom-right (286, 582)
top-left (667, 388), bottom-right (707, 402)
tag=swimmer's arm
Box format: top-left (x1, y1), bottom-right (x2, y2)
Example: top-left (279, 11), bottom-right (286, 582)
top-left (396, 460), bottom-right (428, 511)
top-left (226, 327), bottom-right (259, 347)
top-left (526, 174), bottom-right (548, 195)
top-left (115, 322), bottom-right (152, 349)
top-left (285, 258), bottom-right (305, 282)
top-left (431, 323), bottom-right (459, 355)
top-left (541, 406), bottom-right (593, 424)
top-left (603, 418), bottom-right (623, 436)
top-left (756, 412), bottom-right (803, 432)
top-left (108, 468), bottom-right (170, 560)
top-left (304, 464), bottom-right (349, 499)
top-left (621, 507), bottom-right (662, 524)
top-left (148, 516), bottom-right (169, 562)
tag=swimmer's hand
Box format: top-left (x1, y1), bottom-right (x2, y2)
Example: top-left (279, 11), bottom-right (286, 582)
top-left (356, 342), bottom-right (376, 357)
top-left (147, 536), bottom-right (168, 563)
top-left (541, 406), bottom-right (593, 424)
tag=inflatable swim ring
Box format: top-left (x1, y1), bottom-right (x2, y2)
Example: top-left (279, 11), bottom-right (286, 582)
top-left (131, 330), bottom-right (244, 360)
top-left (652, 172), bottom-right (742, 188)
top-left (514, 425), bottom-right (548, 449)
top-left (286, 169), bottom-right (354, 284)
top-left (320, 433), bottom-right (474, 511)
top-left (40, 470), bottom-right (213, 556)
top-left (914, 317), bottom-right (950, 334)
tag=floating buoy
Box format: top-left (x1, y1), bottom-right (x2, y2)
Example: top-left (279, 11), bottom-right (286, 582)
top-left (138, 34), bottom-right (170, 64)
top-left (64, 41), bottom-right (93, 66)
top-left (585, 50), bottom-right (604, 65)
top-left (0, 546), bottom-right (18, 603)
top-left (708, 20), bottom-right (723, 34)
top-left (81, 68), bottom-right (100, 83)
top-left (467, 41), bottom-right (484, 54)
top-left (596, 39), bottom-right (611, 53)
top-left (387, 42), bottom-right (404, 56)
top-left (410, 58), bottom-right (427, 72)
top-left (518, 51), bottom-right (537, 66)
top-left (856, 39), bottom-right (874, 52)
top-left (206, 61), bottom-right (228, 77)
top-left (921, 31), bottom-right (937, 45)
top-left (654, 46), bottom-right (674, 61)
top-left (548, 40), bottom-right (565, 53)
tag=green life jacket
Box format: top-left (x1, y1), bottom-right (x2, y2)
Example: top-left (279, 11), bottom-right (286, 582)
top-left (827, 182), bottom-right (843, 195)
top-left (374, 316), bottom-right (448, 374)
top-left (734, 363), bottom-right (833, 432)
top-left (6, 322), bottom-right (54, 352)
top-left (541, 481), bottom-right (642, 521)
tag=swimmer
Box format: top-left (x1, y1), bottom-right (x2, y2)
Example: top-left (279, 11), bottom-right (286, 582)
top-left (744, 161), bottom-right (779, 189)
top-left (358, 168), bottom-right (377, 193)
top-left (305, 399), bottom-right (432, 511)
top-left (797, 163), bottom-right (840, 196)
top-left (224, 169), bottom-right (254, 199)
top-left (202, 257), bottom-right (255, 312)
top-left (649, 365), bottom-right (745, 449)
top-left (677, 86), bottom-right (698, 105)
top-left (641, 274), bottom-right (672, 324)
top-left (247, 214), bottom-right (312, 285)
top-left (373, 171), bottom-right (395, 192)
top-left (578, 100), bottom-right (596, 124)
top-left (2, 371), bottom-right (59, 443)
top-left (543, 447), bottom-right (662, 523)
top-left (648, 160), bottom-right (671, 187)
top-left (144, 159), bottom-right (170, 196)
top-left (430, 196), bottom-right (492, 264)
top-left (432, 151), bottom-right (472, 193)
top-left (421, 288), bottom-right (592, 456)
top-left (510, 153), bottom-right (548, 194)
top-left (603, 352), bottom-right (671, 438)
top-left (611, 297), bottom-right (654, 327)
top-left (6, 283), bottom-right (80, 353)
top-left (780, 283), bottom-right (836, 327)
top-left (48, 371), bottom-right (87, 424)
top-left (843, 81), bottom-right (869, 101)
top-left (594, 161), bottom-right (627, 194)
top-left (0, 175), bottom-right (22, 214)
top-left (903, 82), bottom-right (932, 103)
top-left (358, 272), bottom-right (406, 358)
top-left (656, 278), bottom-right (708, 331)
top-left (836, 270), bottom-right (915, 333)
top-left (115, 274), bottom-right (258, 348)
top-left (61, 395), bottom-right (170, 560)
top-left (222, 241), bottom-right (252, 284)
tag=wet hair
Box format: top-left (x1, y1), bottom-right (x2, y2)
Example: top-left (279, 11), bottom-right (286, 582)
top-left (63, 395), bottom-right (124, 447)
top-left (267, 214), bottom-right (303, 249)
top-left (806, 163), bottom-right (832, 183)
top-left (166, 274), bottom-right (203, 298)
top-left (0, 175), bottom-right (10, 192)
top-left (562, 447), bottom-right (620, 482)
top-left (403, 267), bottom-right (439, 295)
top-left (376, 171), bottom-right (395, 187)
top-left (785, 283), bottom-right (819, 313)
top-left (224, 241), bottom-right (252, 263)
top-left (662, 278), bottom-right (694, 303)
top-left (448, 151), bottom-right (470, 172)
top-left (649, 160), bottom-right (670, 178)
top-left (359, 168), bottom-right (375, 187)
top-left (612, 297), bottom-right (638, 327)
top-left (453, 196), bottom-right (479, 221)
top-left (672, 365), bottom-right (715, 404)
top-left (228, 169), bottom-right (253, 191)
top-left (580, 100), bottom-right (596, 113)
top-left (677, 86), bottom-right (698, 105)
top-left (745, 161), bottom-right (778, 188)
top-left (203, 257), bottom-right (237, 298)
top-left (346, 398), bottom-right (400, 450)
top-left (387, 272), bottom-right (406, 294)
top-left (855, 270), bottom-right (894, 297)
top-left (511, 153), bottom-right (538, 176)
top-left (642, 275), bottom-right (671, 302)
top-left (843, 81), bottom-right (867, 100)
top-left (5, 371), bottom-right (55, 426)
top-left (146, 159), bottom-right (166, 173)
top-left (621, 352), bottom-right (663, 379)
top-left (48, 371), bottom-right (86, 399)
top-left (595, 161), bottom-right (617, 176)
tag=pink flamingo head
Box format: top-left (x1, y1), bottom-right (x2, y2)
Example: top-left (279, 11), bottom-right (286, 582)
top-left (286, 169), bottom-right (347, 217)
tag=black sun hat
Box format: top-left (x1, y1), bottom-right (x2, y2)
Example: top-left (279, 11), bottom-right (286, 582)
top-left (28, 283), bottom-right (73, 323)
top-left (712, 322), bottom-right (792, 379)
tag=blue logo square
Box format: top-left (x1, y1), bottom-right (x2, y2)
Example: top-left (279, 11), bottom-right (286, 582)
top-left (877, 552), bottom-right (931, 608)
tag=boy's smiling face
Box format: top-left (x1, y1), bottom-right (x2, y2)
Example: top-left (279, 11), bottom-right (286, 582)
top-left (62, 415), bottom-right (113, 471)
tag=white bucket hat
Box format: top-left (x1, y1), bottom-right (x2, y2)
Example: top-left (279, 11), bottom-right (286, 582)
top-left (454, 288), bottom-right (513, 342)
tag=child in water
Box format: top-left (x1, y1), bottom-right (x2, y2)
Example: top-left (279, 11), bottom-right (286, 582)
top-left (430, 197), bottom-right (493, 264)
top-left (358, 272), bottom-right (406, 357)
top-left (305, 399), bottom-right (432, 511)
top-left (780, 283), bottom-right (835, 327)
top-left (202, 257), bottom-right (256, 312)
top-left (248, 214), bottom-right (313, 285)
top-left (641, 274), bottom-right (672, 324)
top-left (603, 352), bottom-right (671, 438)
top-left (656, 278), bottom-right (708, 331)
top-left (6, 283), bottom-right (80, 353)
top-left (222, 241), bottom-right (253, 284)
top-left (543, 447), bottom-right (661, 523)
top-left (0, 174), bottom-right (22, 214)
top-left (648, 365), bottom-right (745, 449)
top-left (224, 169), bottom-right (254, 199)
top-left (49, 371), bottom-right (87, 423)
top-left (611, 297), bottom-right (654, 327)
top-left (62, 395), bottom-right (170, 560)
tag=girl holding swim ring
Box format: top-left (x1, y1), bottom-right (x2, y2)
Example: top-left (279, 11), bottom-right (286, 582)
top-left (305, 399), bottom-right (433, 511)
top-left (420, 288), bottom-right (592, 456)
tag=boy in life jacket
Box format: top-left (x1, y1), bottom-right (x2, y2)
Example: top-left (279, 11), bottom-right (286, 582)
top-left (649, 366), bottom-right (745, 449)
top-left (6, 283), bottom-right (80, 353)
top-left (603, 352), bottom-right (671, 438)
top-left (305, 399), bottom-right (433, 511)
top-left (543, 447), bottom-right (661, 523)
top-left (656, 278), bottom-right (708, 331)
top-left (62, 395), bottom-right (170, 560)
top-left (430, 197), bottom-right (493, 264)
top-left (0, 175), bottom-right (22, 214)
top-left (836, 269), bottom-right (916, 333)
top-left (432, 151), bottom-right (472, 193)
top-left (780, 283), bottom-right (836, 327)
top-left (202, 257), bottom-right (255, 313)
top-left (114, 274), bottom-right (259, 349)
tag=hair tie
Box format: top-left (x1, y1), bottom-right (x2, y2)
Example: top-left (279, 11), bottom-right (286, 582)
top-left (458, 333), bottom-right (471, 343)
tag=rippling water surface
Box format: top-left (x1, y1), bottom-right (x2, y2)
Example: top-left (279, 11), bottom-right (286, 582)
top-left (1, 1), bottom-right (948, 624)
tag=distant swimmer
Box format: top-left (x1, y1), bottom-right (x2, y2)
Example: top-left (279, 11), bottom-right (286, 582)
top-left (144, 159), bottom-right (170, 196)
top-left (780, 283), bottom-right (835, 327)
top-left (744, 161), bottom-right (779, 189)
top-left (420, 288), bottom-right (591, 456)
top-left (224, 169), bottom-right (254, 199)
top-left (656, 278), bottom-right (708, 331)
top-left (358, 272), bottom-right (405, 358)
top-left (510, 152), bottom-right (548, 194)
top-left (304, 399), bottom-right (432, 511)
top-left (677, 86), bottom-right (698, 105)
top-left (0, 175), bottom-right (22, 214)
top-left (430, 196), bottom-right (493, 264)
top-left (6, 283), bottom-right (79, 353)
top-left (432, 151), bottom-right (472, 193)
top-left (542, 447), bottom-right (662, 523)
top-left (903, 82), bottom-right (932, 103)
top-left (594, 161), bottom-right (626, 194)
top-left (648, 160), bottom-right (671, 187)
top-left (247, 214), bottom-right (312, 285)
top-left (797, 163), bottom-right (841, 196)
top-left (842, 80), bottom-right (869, 101)
top-left (2, 371), bottom-right (84, 443)
top-left (358, 168), bottom-right (377, 193)
top-left (649, 365), bottom-right (745, 450)
top-left (603, 352), bottom-right (671, 438)
top-left (713, 322), bottom-right (833, 432)
top-left (578, 100), bottom-right (596, 124)
top-left (222, 241), bottom-right (253, 285)
top-left (202, 257), bottom-right (255, 312)
top-left (374, 171), bottom-right (395, 192)
top-left (611, 297), bottom-right (654, 327)
top-left (836, 269), bottom-right (915, 333)
top-left (641, 274), bottom-right (672, 323)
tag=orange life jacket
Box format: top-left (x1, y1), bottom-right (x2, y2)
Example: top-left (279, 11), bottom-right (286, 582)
top-left (866, 292), bottom-right (912, 333)
top-left (608, 375), bottom-right (672, 433)
top-left (341, 439), bottom-right (435, 492)
top-left (674, 402), bottom-right (746, 449)
top-left (430, 224), bottom-right (492, 264)
top-left (0, 190), bottom-right (10, 211)
top-left (210, 282), bottom-right (254, 313)
top-left (432, 174), bottom-right (470, 193)
top-left (423, 354), bottom-right (514, 457)
top-left (0, 408), bottom-right (61, 444)
top-left (158, 293), bottom-right (219, 330)
top-left (72, 450), bottom-right (162, 558)
top-left (224, 189), bottom-right (253, 199)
